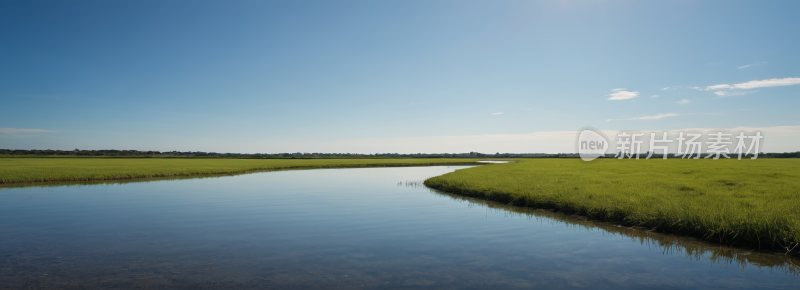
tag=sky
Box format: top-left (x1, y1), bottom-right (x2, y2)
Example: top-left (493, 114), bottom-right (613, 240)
top-left (2, 0), bottom-right (799, 153)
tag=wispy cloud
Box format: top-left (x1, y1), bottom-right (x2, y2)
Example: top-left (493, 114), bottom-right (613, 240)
top-left (737, 62), bottom-right (767, 69)
top-left (606, 113), bottom-right (678, 122)
top-left (0, 128), bottom-right (60, 134)
top-left (676, 99), bottom-right (689, 105)
top-left (635, 113), bottom-right (678, 120)
top-left (705, 84), bottom-right (731, 90)
top-left (611, 88), bottom-right (627, 91)
top-left (700, 77), bottom-right (800, 91)
top-left (490, 112), bottom-right (505, 115)
top-left (651, 95), bottom-right (659, 98)
top-left (606, 90), bottom-right (639, 100)
top-left (714, 90), bottom-right (758, 97)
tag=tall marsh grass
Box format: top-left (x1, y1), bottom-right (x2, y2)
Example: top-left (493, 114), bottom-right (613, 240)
top-left (424, 158), bottom-right (800, 252)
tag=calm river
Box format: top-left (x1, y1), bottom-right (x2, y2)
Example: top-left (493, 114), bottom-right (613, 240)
top-left (1, 166), bottom-right (798, 289)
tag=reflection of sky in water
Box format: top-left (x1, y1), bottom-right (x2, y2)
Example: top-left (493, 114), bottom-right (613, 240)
top-left (0, 166), bottom-right (798, 289)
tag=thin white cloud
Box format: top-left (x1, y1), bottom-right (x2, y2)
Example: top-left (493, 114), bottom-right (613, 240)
top-left (490, 112), bottom-right (505, 115)
top-left (662, 87), bottom-right (670, 90)
top-left (676, 99), bottom-right (689, 105)
top-left (607, 90), bottom-right (639, 100)
top-left (0, 128), bottom-right (59, 133)
top-left (611, 88), bottom-right (627, 91)
top-left (714, 90), bottom-right (757, 97)
top-left (606, 113), bottom-right (678, 122)
top-left (701, 77), bottom-right (800, 91)
top-left (704, 84), bottom-right (732, 90)
top-left (637, 113), bottom-right (678, 120)
top-left (738, 62), bottom-right (766, 69)
top-left (651, 95), bottom-right (659, 98)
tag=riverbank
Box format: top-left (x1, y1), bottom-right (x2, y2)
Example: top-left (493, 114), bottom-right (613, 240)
top-left (424, 158), bottom-right (800, 253)
top-left (0, 158), bottom-right (481, 185)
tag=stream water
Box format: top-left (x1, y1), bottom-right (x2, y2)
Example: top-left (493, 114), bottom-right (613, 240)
top-left (0, 166), bottom-right (797, 289)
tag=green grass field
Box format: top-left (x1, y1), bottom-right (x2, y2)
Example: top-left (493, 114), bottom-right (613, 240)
top-left (0, 158), bottom-right (480, 185)
top-left (424, 158), bottom-right (800, 252)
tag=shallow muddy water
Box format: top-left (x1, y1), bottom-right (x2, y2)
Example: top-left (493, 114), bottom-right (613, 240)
top-left (0, 166), bottom-right (798, 289)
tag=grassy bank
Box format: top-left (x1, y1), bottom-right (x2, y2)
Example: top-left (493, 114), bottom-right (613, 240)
top-left (0, 158), bottom-right (480, 185)
top-left (424, 159), bottom-right (800, 252)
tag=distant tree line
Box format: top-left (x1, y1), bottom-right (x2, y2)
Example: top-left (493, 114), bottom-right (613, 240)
top-left (0, 149), bottom-right (797, 158)
top-left (762, 151), bottom-right (800, 158)
top-left (0, 149), bottom-right (570, 158)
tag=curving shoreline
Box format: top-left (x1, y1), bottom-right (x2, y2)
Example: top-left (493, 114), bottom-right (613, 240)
top-left (424, 158), bottom-right (800, 254)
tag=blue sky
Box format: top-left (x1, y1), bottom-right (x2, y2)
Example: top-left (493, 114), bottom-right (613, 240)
top-left (2, 0), bottom-right (799, 153)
